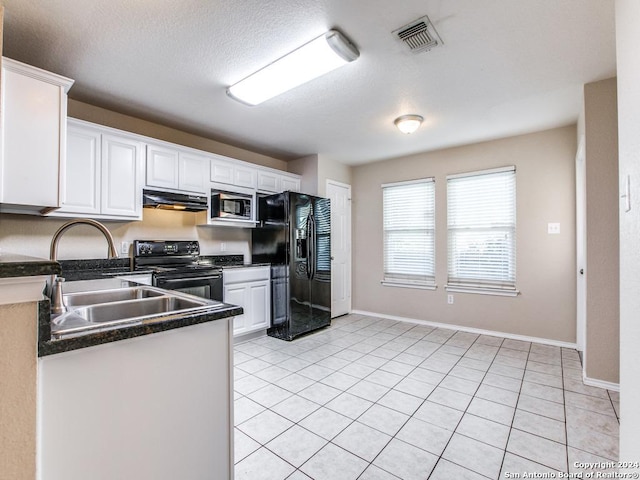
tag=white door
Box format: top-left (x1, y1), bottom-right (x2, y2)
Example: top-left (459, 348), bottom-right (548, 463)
top-left (327, 180), bottom-right (352, 317)
top-left (576, 135), bottom-right (586, 357)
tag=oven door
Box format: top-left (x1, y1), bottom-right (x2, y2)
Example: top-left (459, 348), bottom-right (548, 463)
top-left (155, 273), bottom-right (223, 301)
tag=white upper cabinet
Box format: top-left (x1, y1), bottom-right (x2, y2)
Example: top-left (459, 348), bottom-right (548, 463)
top-left (257, 169), bottom-right (301, 193)
top-left (146, 143), bottom-right (208, 194)
top-left (0, 58), bottom-right (74, 214)
top-left (178, 151), bottom-right (209, 193)
top-left (101, 133), bottom-right (144, 218)
top-left (211, 156), bottom-right (257, 190)
top-left (146, 144), bottom-right (179, 190)
top-left (54, 119), bottom-right (144, 220)
top-left (61, 123), bottom-right (101, 215)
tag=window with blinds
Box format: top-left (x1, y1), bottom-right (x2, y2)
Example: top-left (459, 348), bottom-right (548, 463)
top-left (382, 178), bottom-right (435, 287)
top-left (447, 166), bottom-right (516, 291)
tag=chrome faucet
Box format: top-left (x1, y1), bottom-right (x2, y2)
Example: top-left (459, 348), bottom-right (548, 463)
top-left (49, 219), bottom-right (119, 314)
top-left (50, 218), bottom-right (118, 262)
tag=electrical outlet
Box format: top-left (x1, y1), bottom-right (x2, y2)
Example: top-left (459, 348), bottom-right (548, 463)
top-left (220, 242), bottom-right (226, 252)
top-left (447, 294), bottom-right (454, 305)
top-left (120, 241), bottom-right (129, 255)
top-left (548, 223), bottom-right (561, 234)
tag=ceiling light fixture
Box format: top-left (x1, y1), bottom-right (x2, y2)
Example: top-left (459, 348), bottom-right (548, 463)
top-left (394, 114), bottom-right (424, 134)
top-left (227, 30), bottom-right (359, 106)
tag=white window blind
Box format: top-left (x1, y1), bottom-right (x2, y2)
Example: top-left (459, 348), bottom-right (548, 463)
top-left (447, 167), bottom-right (516, 290)
top-left (383, 179), bottom-right (435, 286)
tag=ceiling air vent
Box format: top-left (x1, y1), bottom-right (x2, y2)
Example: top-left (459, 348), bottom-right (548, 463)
top-left (393, 15), bottom-right (443, 53)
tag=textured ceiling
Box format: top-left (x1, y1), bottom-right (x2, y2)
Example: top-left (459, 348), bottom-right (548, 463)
top-left (1, 0), bottom-right (616, 165)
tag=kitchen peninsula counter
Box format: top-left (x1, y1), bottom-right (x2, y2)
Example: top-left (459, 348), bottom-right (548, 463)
top-left (38, 278), bottom-right (243, 356)
top-left (0, 252), bottom-right (60, 278)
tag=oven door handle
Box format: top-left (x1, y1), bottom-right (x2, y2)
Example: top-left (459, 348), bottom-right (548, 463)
top-left (159, 275), bottom-right (222, 283)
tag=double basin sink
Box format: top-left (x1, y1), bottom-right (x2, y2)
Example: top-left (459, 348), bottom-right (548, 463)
top-left (51, 285), bottom-right (224, 339)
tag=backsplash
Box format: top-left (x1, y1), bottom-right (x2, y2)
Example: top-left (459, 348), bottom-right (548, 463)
top-left (0, 209), bottom-right (251, 262)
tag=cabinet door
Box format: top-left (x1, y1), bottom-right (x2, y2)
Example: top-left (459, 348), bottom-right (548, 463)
top-left (146, 144), bottom-right (179, 190)
top-left (247, 281), bottom-right (270, 330)
top-left (60, 125), bottom-right (101, 214)
top-left (257, 171), bottom-right (279, 193)
top-left (1, 67), bottom-right (64, 208)
top-left (179, 152), bottom-right (209, 193)
top-left (224, 284), bottom-right (247, 335)
top-left (234, 166), bottom-right (257, 189)
top-left (101, 134), bottom-right (144, 218)
top-left (280, 176), bottom-right (301, 192)
top-left (210, 159), bottom-right (235, 185)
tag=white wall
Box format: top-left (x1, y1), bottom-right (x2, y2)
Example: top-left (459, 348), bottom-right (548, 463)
top-left (615, 0), bottom-right (640, 462)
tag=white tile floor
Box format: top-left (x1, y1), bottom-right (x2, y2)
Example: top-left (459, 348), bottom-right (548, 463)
top-left (233, 314), bottom-right (620, 480)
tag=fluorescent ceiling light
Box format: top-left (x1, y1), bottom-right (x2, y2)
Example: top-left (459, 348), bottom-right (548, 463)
top-left (227, 30), bottom-right (359, 106)
top-left (394, 115), bottom-right (423, 134)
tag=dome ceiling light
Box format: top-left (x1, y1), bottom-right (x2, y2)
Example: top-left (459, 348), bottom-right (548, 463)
top-left (394, 115), bottom-right (424, 134)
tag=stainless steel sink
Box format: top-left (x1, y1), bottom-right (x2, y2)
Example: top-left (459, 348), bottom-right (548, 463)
top-left (63, 286), bottom-right (165, 307)
top-left (73, 296), bottom-right (208, 323)
top-left (51, 286), bottom-right (225, 339)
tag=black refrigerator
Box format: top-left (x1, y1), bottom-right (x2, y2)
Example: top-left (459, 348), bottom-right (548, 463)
top-left (252, 192), bottom-right (331, 340)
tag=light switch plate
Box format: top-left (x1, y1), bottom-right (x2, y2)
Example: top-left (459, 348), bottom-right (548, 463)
top-left (548, 223), bottom-right (560, 234)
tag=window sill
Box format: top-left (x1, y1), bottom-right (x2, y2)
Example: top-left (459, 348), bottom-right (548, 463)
top-left (445, 285), bottom-right (519, 297)
top-left (381, 281), bottom-right (437, 291)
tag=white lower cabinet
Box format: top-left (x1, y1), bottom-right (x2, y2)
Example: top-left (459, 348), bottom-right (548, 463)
top-left (38, 319), bottom-right (234, 480)
top-left (53, 119), bottom-right (144, 220)
top-left (223, 266), bottom-right (270, 336)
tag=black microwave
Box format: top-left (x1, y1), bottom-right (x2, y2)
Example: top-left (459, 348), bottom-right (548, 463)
top-left (211, 191), bottom-right (253, 221)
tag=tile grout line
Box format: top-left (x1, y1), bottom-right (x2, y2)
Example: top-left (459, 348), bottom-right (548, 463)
top-left (234, 316), bottom-right (615, 480)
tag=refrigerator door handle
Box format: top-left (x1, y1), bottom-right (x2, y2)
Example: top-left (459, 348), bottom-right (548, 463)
top-left (306, 213), bottom-right (312, 280)
top-left (309, 212), bottom-right (316, 280)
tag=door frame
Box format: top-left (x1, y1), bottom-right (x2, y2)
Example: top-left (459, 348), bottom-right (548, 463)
top-left (326, 179), bottom-right (352, 317)
top-left (575, 135), bottom-right (587, 359)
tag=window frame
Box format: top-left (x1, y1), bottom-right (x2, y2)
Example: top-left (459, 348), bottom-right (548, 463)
top-left (381, 177), bottom-right (436, 290)
top-left (445, 166), bottom-right (519, 297)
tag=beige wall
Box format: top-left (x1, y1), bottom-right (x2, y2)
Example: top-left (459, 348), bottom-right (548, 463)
top-left (68, 99), bottom-right (287, 171)
top-left (584, 78), bottom-right (620, 384)
top-left (288, 155), bottom-right (319, 195)
top-left (0, 302), bottom-right (38, 480)
top-left (352, 126), bottom-right (577, 343)
top-left (0, 209), bottom-right (251, 261)
top-left (288, 154), bottom-right (353, 197)
top-left (317, 155), bottom-right (352, 197)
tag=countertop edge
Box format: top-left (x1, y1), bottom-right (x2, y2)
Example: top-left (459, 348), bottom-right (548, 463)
top-left (0, 254), bottom-right (61, 279)
top-left (38, 303), bottom-right (243, 357)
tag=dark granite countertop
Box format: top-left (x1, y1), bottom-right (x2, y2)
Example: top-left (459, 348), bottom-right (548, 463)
top-left (59, 258), bottom-right (133, 281)
top-left (0, 252), bottom-right (61, 278)
top-left (37, 278), bottom-right (242, 357)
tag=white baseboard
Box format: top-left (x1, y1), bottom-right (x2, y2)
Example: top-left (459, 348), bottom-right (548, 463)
top-left (351, 309), bottom-right (578, 350)
top-left (583, 375), bottom-right (620, 392)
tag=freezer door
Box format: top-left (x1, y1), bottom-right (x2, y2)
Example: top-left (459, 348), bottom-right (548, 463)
top-left (286, 193), bottom-right (313, 338)
top-left (310, 196), bottom-right (331, 327)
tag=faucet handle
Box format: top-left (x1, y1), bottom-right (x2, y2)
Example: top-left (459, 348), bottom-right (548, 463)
top-left (51, 276), bottom-right (67, 316)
